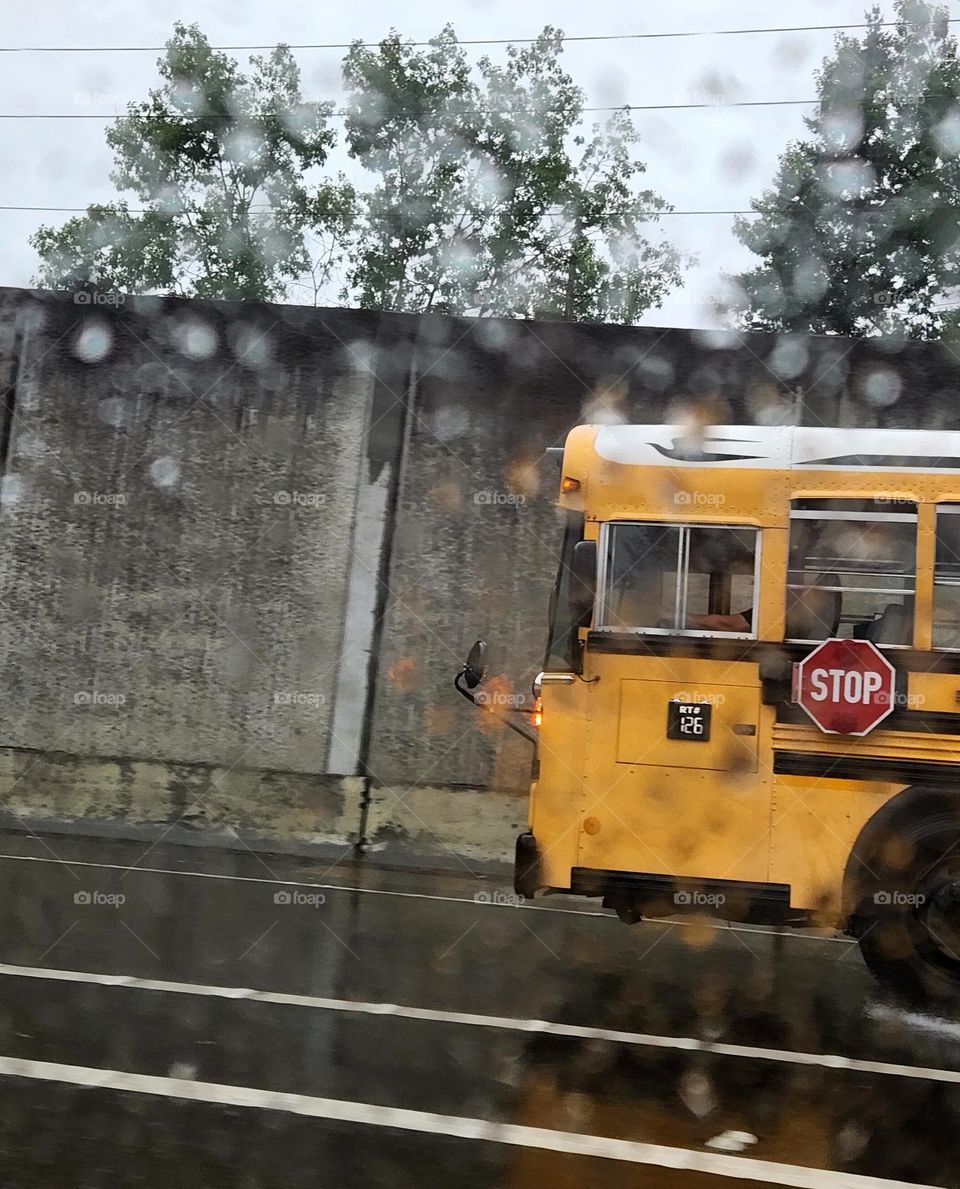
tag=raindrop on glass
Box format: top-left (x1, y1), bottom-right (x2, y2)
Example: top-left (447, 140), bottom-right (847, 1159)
top-left (149, 457), bottom-right (181, 488)
top-left (177, 320), bottom-right (218, 361)
top-left (73, 322), bottom-right (113, 363)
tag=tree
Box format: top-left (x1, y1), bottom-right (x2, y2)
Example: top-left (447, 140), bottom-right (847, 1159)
top-left (342, 26), bottom-right (686, 321)
top-left (31, 22), bottom-right (354, 302)
top-left (731, 0), bottom-right (960, 337)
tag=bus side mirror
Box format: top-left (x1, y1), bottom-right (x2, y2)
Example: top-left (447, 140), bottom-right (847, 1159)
top-left (570, 540), bottom-right (597, 624)
top-left (463, 640), bottom-right (487, 689)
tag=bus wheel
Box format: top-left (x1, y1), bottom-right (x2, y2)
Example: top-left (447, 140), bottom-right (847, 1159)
top-left (615, 903), bottom-right (643, 925)
top-left (603, 894), bottom-right (643, 924)
top-left (852, 802), bottom-right (960, 1001)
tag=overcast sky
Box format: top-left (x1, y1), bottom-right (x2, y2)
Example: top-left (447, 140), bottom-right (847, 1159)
top-left (1, 0), bottom-right (957, 327)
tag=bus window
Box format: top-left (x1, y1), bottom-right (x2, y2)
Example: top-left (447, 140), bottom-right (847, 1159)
top-left (786, 502), bottom-right (916, 646)
top-left (598, 522), bottom-right (758, 636)
top-left (934, 505), bottom-right (960, 650)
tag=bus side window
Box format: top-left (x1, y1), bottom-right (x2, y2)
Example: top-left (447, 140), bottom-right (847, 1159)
top-left (934, 505), bottom-right (960, 650)
top-left (684, 526), bottom-right (757, 632)
top-left (599, 522), bottom-right (757, 636)
top-left (786, 503), bottom-right (916, 645)
top-left (603, 524), bottom-right (680, 630)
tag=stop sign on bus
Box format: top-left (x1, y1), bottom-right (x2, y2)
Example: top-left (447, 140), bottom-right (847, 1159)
top-left (793, 638), bottom-right (896, 736)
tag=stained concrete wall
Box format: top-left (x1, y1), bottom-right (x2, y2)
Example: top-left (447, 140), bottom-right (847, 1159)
top-left (0, 286), bottom-right (957, 867)
top-left (0, 291), bottom-right (388, 778)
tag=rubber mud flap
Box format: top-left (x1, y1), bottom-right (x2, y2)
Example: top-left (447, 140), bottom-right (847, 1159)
top-left (514, 832), bottom-right (542, 899)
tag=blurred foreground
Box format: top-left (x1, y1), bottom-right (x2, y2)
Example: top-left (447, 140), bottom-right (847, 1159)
top-left (0, 830), bottom-right (957, 1187)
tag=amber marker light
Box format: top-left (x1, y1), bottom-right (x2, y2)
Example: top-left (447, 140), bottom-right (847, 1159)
top-left (560, 477), bottom-right (580, 495)
top-left (534, 697), bottom-right (543, 728)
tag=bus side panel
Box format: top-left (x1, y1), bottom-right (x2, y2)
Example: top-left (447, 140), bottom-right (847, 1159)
top-left (576, 654), bottom-right (773, 883)
top-left (531, 679), bottom-right (591, 890)
top-left (770, 775), bottom-right (907, 919)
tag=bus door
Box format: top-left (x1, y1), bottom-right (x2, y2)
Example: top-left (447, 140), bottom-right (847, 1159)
top-left (579, 519), bottom-right (771, 885)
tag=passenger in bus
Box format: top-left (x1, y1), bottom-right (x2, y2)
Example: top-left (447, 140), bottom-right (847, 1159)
top-left (784, 583), bottom-right (842, 640)
top-left (686, 610), bottom-right (751, 632)
top-left (858, 599), bottom-right (913, 645)
top-left (684, 582), bottom-right (842, 635)
top-left (783, 518), bottom-right (843, 640)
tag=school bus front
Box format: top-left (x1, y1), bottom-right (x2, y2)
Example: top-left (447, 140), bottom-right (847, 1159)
top-left (503, 423), bottom-right (960, 1000)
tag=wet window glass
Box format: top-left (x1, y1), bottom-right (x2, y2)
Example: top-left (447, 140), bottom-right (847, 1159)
top-left (786, 503), bottom-right (916, 645)
top-left (544, 511), bottom-right (586, 670)
top-left (934, 506), bottom-right (960, 650)
top-left (598, 522), bottom-right (757, 635)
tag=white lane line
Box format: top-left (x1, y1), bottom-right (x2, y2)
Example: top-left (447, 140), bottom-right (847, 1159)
top-left (0, 1053), bottom-right (935, 1188)
top-left (1, 960), bottom-right (955, 1086)
top-left (0, 851), bottom-right (853, 942)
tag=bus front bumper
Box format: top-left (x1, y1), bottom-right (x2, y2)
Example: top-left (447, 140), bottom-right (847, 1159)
top-left (513, 833), bottom-right (800, 925)
top-left (572, 868), bottom-right (795, 925)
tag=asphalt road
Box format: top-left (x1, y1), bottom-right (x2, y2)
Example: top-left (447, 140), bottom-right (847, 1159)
top-left (0, 829), bottom-right (958, 1188)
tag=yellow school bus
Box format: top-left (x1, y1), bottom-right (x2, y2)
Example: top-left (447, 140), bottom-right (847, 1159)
top-left (458, 424), bottom-right (960, 999)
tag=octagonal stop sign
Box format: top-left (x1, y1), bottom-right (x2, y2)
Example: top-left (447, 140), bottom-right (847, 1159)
top-left (792, 638), bottom-right (896, 736)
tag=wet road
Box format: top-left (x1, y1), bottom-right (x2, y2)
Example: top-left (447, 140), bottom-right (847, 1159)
top-left (0, 831), bottom-right (959, 1187)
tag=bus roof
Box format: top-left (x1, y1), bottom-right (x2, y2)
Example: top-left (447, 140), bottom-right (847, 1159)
top-left (591, 425), bottom-right (960, 472)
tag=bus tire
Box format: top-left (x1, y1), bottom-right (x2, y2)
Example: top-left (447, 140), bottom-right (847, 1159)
top-left (614, 902), bottom-right (643, 925)
top-left (846, 788), bottom-right (960, 1002)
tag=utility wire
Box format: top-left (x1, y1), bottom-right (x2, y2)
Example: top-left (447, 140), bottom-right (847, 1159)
top-left (0, 20), bottom-right (956, 52)
top-left (0, 203), bottom-right (762, 216)
top-left (0, 100), bottom-right (818, 119)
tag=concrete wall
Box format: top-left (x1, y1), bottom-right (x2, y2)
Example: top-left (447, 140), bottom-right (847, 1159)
top-left (0, 287), bottom-right (956, 867)
top-left (0, 293), bottom-right (389, 780)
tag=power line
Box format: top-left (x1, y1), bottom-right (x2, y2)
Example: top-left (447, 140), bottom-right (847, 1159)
top-left (0, 203), bottom-right (762, 216)
top-left (0, 99), bottom-right (818, 119)
top-left (0, 20), bottom-right (956, 52)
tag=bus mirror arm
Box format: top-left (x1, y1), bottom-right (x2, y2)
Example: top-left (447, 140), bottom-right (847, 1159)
top-left (453, 672), bottom-right (537, 744)
top-left (454, 670), bottom-right (482, 707)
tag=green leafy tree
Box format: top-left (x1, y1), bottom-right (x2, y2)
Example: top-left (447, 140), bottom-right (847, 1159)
top-left (731, 0), bottom-right (960, 337)
top-left (31, 22), bottom-right (354, 301)
top-left (342, 26), bottom-right (686, 321)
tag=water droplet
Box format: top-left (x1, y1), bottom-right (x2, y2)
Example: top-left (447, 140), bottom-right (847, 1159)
top-left (176, 320), bottom-right (218, 361)
top-left (935, 109), bottom-right (960, 156)
top-left (821, 108), bottom-right (865, 155)
top-left (149, 457), bottom-right (181, 488)
top-left (862, 369), bottom-right (902, 408)
top-left (820, 158), bottom-right (876, 199)
top-left (473, 319), bottom-right (516, 355)
top-left (74, 322), bottom-right (112, 363)
top-left (1, 475), bottom-right (23, 504)
top-left (13, 430), bottom-right (43, 460)
top-left (636, 355), bottom-right (674, 392)
top-left (692, 328), bottom-right (741, 351)
top-left (768, 338), bottom-right (809, 380)
top-left (232, 326), bottom-right (273, 369)
top-left (348, 339), bottom-right (377, 374)
top-left (432, 404), bottom-right (470, 441)
top-left (97, 397), bottom-right (128, 427)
